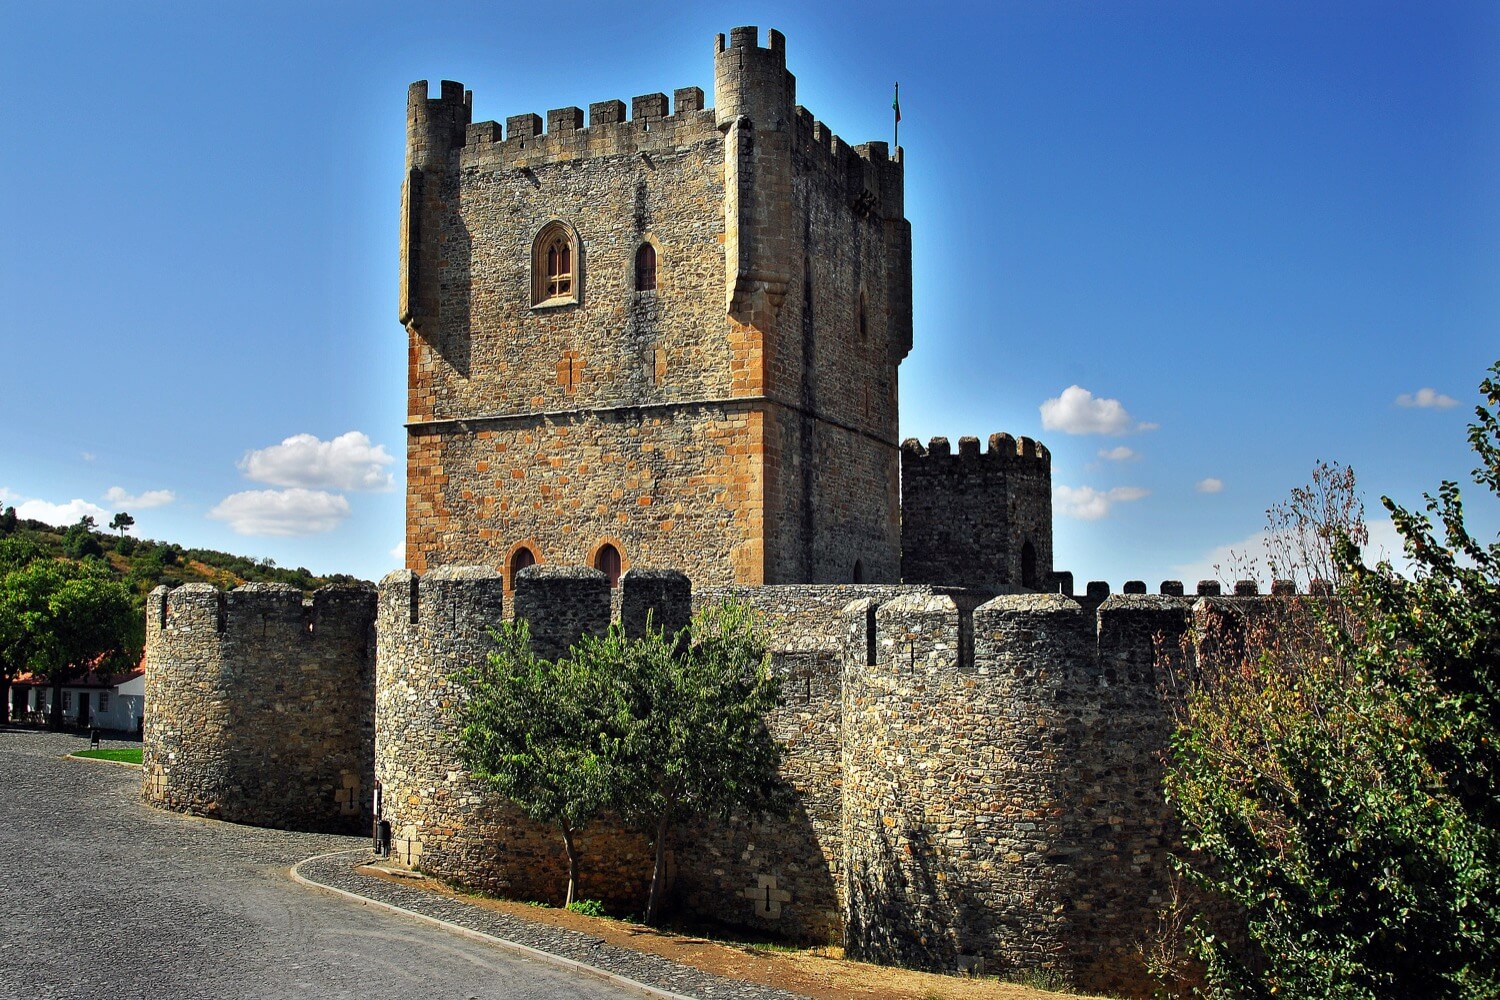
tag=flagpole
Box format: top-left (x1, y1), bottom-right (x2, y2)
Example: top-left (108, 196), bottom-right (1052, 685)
top-left (893, 82), bottom-right (900, 153)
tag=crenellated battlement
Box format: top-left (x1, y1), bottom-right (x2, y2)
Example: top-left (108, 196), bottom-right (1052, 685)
top-left (454, 85), bottom-right (718, 171)
top-left (901, 432), bottom-right (1050, 465)
top-left (1059, 576), bottom-right (1322, 598)
top-left (901, 432), bottom-right (1054, 590)
top-left (148, 581), bottom-right (375, 645)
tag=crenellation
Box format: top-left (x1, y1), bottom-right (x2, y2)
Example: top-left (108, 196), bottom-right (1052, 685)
top-left (465, 120), bottom-right (501, 144)
top-left (673, 87), bottom-right (704, 114)
top-left (589, 99), bottom-right (626, 125)
top-left (631, 93), bottom-right (668, 120)
top-left (547, 106), bottom-right (583, 133)
top-left (506, 113), bottom-right (542, 140)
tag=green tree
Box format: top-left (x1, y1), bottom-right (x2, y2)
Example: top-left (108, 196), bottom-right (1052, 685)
top-left (108, 512), bottom-right (135, 536)
top-left (455, 601), bottom-right (786, 923)
top-left (0, 506), bottom-right (17, 537)
top-left (602, 601), bottom-right (786, 924)
top-left (456, 619), bottom-right (613, 906)
top-left (0, 560), bottom-right (138, 729)
top-left (61, 517), bottom-right (103, 560)
top-left (1164, 363), bottom-right (1500, 999)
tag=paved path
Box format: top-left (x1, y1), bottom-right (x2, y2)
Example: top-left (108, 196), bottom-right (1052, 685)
top-left (0, 728), bottom-right (647, 1000)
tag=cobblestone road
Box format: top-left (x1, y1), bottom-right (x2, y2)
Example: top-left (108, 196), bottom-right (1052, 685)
top-left (0, 727), bottom-right (645, 1000)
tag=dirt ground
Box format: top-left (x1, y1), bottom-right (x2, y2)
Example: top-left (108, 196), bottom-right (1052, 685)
top-left (359, 867), bottom-right (1105, 1000)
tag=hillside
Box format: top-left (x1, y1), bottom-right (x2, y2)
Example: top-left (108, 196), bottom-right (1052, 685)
top-left (0, 510), bottom-right (369, 604)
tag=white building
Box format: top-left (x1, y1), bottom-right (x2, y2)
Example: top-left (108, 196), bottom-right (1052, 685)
top-left (11, 666), bottom-right (145, 733)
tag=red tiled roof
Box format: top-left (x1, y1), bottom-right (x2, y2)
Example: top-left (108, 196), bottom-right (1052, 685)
top-left (11, 665), bottom-right (144, 689)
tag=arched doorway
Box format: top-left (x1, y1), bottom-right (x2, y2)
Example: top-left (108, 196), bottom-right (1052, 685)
top-left (593, 543), bottom-right (622, 588)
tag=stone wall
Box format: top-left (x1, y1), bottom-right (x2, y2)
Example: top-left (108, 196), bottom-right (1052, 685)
top-left (141, 582), bottom-right (375, 834)
top-left (679, 583), bottom-right (940, 941)
top-left (402, 26), bottom-right (911, 588)
top-left (841, 591), bottom-right (1186, 995)
top-left (142, 564), bottom-right (1319, 995)
top-left (901, 433), bottom-right (1054, 590)
top-left (374, 566), bottom-right (686, 913)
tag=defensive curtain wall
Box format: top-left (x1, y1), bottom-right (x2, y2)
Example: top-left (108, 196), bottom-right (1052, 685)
top-left (142, 561), bottom-right (1304, 994)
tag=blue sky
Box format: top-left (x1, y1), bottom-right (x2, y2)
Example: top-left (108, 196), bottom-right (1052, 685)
top-left (2, 1), bottom-right (1495, 587)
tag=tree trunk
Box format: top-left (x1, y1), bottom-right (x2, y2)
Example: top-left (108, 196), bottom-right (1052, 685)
top-left (49, 677), bottom-right (63, 730)
top-left (560, 820), bottom-right (578, 908)
top-left (645, 805), bottom-right (672, 925)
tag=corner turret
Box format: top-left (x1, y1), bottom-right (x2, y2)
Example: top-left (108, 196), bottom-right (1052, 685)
top-left (400, 80), bottom-right (471, 336)
top-left (714, 27), bottom-right (796, 328)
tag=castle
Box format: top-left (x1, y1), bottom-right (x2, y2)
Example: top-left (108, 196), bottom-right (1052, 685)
top-left (139, 29), bottom-right (1282, 995)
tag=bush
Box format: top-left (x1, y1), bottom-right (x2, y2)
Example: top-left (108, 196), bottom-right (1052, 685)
top-left (565, 899), bottom-right (606, 918)
top-left (1163, 363), bottom-right (1500, 999)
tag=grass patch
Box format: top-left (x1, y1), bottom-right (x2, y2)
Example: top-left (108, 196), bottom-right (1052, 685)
top-left (72, 747), bottom-right (142, 764)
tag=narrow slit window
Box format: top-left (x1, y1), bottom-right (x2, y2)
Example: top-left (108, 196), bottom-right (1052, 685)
top-left (635, 243), bottom-right (657, 292)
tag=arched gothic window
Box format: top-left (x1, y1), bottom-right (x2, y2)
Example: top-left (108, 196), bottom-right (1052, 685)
top-left (533, 222), bottom-right (578, 306)
top-left (635, 243), bottom-right (657, 292)
top-left (593, 543), bottom-right (622, 588)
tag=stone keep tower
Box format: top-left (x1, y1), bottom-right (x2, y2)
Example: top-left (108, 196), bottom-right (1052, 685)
top-left (400, 27), bottom-right (913, 588)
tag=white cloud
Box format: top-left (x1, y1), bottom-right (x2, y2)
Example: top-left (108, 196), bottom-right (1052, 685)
top-left (1395, 387), bottom-right (1458, 409)
top-left (14, 497), bottom-right (111, 527)
top-left (1196, 477), bottom-right (1224, 494)
top-left (390, 540), bottom-right (406, 563)
top-left (1040, 385), bottom-right (1152, 436)
top-left (103, 486), bottom-right (176, 509)
top-left (1098, 446), bottom-right (1137, 461)
top-left (209, 488), bottom-right (351, 536)
top-left (239, 431), bottom-right (395, 492)
top-left (0, 487), bottom-right (17, 505)
top-left (1054, 484), bottom-right (1149, 521)
top-left (81, 452), bottom-right (96, 462)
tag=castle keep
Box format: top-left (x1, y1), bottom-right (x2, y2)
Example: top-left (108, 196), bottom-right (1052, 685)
top-left (136, 28), bottom-right (1250, 996)
top-left (402, 27), bottom-right (920, 588)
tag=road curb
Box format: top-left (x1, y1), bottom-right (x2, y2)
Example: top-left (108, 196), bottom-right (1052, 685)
top-left (63, 753), bottom-right (142, 769)
top-left (290, 849), bottom-right (701, 1000)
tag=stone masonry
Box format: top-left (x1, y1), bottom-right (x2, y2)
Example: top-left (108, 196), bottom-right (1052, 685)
top-left (129, 24), bottom-right (1235, 999)
top-left (142, 582), bottom-right (375, 835)
top-left (401, 27), bottom-right (912, 587)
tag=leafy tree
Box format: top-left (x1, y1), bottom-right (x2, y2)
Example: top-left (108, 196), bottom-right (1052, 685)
top-left (455, 601), bottom-right (785, 923)
top-left (61, 517), bottom-right (103, 560)
top-left (600, 601), bottom-right (786, 923)
top-left (0, 506), bottom-right (17, 537)
top-left (0, 560), bottom-right (138, 729)
top-left (108, 512), bottom-right (135, 536)
top-left (456, 619), bottom-right (613, 906)
top-left (1164, 362), bottom-right (1500, 999)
